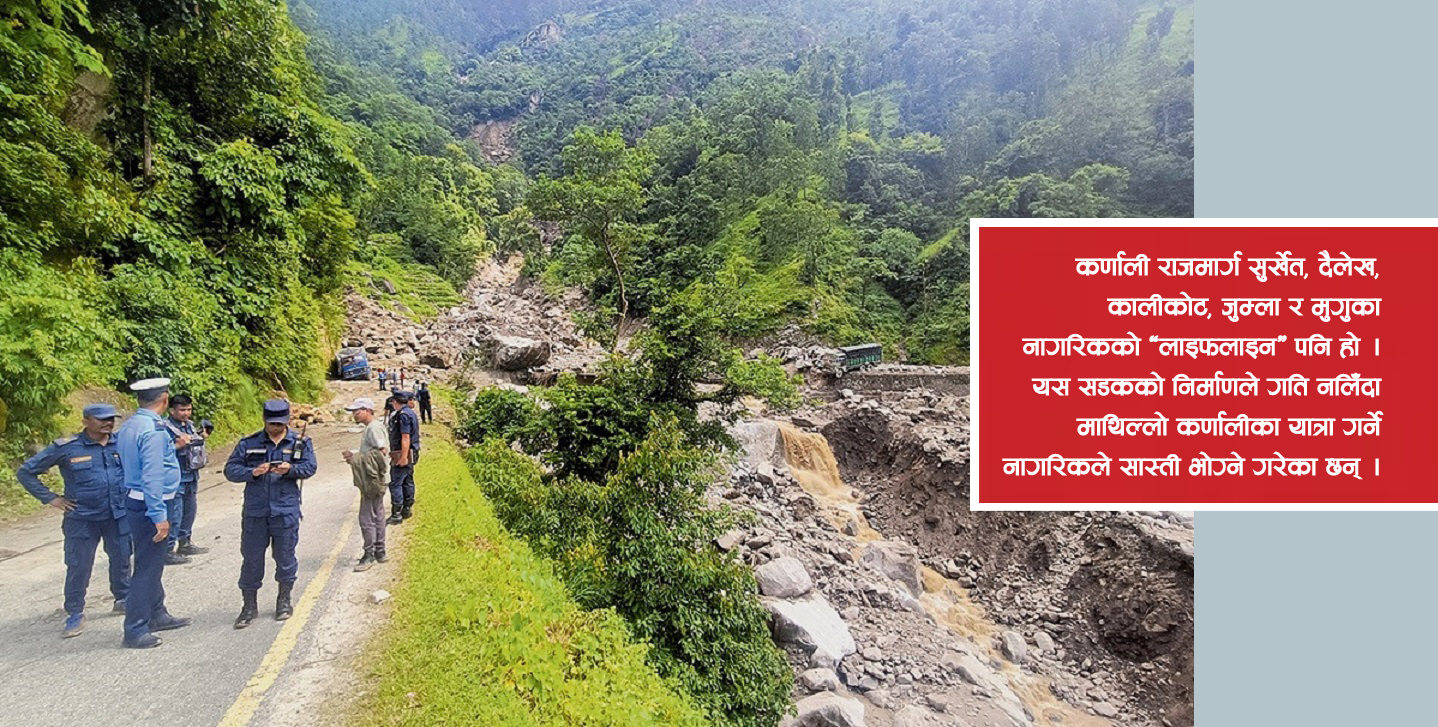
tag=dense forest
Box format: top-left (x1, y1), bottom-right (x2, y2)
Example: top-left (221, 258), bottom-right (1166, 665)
top-left (296, 0), bottom-right (1192, 358)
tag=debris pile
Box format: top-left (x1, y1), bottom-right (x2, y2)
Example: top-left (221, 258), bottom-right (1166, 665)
top-left (344, 255), bottom-right (605, 379)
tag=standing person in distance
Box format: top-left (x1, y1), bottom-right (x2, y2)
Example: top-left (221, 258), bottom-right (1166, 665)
top-left (225, 399), bottom-right (317, 628)
top-left (15, 403), bottom-right (132, 638)
top-left (385, 392), bottom-right (419, 525)
top-left (342, 398), bottom-right (389, 571)
top-left (416, 382), bottom-right (433, 424)
top-left (377, 367), bottom-right (387, 392)
top-left (116, 378), bottom-right (193, 649)
top-left (165, 394), bottom-right (209, 561)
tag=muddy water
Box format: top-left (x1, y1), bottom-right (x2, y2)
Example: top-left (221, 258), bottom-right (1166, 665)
top-left (774, 422), bottom-right (1112, 727)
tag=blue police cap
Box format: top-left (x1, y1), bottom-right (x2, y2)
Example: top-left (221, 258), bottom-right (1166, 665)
top-left (263, 399), bottom-right (291, 424)
top-left (393, 390), bottom-right (413, 402)
top-left (83, 403), bottom-right (119, 419)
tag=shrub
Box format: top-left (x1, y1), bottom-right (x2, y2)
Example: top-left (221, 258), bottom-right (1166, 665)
top-left (457, 387), bottom-right (542, 447)
top-left (472, 419), bottom-right (793, 727)
top-left (362, 437), bottom-right (708, 727)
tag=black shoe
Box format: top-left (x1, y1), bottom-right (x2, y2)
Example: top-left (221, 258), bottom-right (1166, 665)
top-left (386, 513), bottom-right (403, 525)
top-left (112, 599), bottom-right (126, 614)
top-left (374, 547), bottom-right (388, 563)
top-left (149, 615), bottom-right (192, 632)
top-left (177, 539), bottom-right (209, 556)
top-left (354, 551), bottom-right (376, 572)
top-left (165, 551), bottom-right (191, 566)
top-left (234, 590), bottom-right (259, 629)
top-left (276, 583), bottom-right (294, 621)
top-left (123, 633), bottom-right (162, 649)
top-left (401, 504), bottom-right (414, 520)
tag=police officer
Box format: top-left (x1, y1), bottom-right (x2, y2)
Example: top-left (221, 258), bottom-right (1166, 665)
top-left (165, 394), bottom-right (209, 561)
top-left (15, 403), bottom-right (132, 638)
top-left (386, 391), bottom-right (420, 525)
top-left (116, 378), bottom-right (193, 649)
top-left (416, 382), bottom-right (433, 424)
top-left (224, 399), bottom-right (317, 629)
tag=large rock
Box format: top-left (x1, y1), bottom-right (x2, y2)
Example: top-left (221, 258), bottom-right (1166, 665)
top-left (729, 420), bottom-right (785, 470)
top-left (755, 556), bottom-right (813, 598)
top-left (490, 335), bottom-right (551, 370)
top-left (794, 692), bottom-right (866, 727)
top-left (419, 349), bottom-right (456, 369)
top-left (943, 652), bottom-right (1032, 727)
top-left (999, 630), bottom-right (1028, 664)
top-left (764, 593), bottom-right (857, 666)
top-left (800, 668), bottom-right (840, 692)
top-left (860, 540), bottom-right (924, 596)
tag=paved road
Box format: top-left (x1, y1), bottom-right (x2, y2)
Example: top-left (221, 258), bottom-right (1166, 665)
top-left (0, 421), bottom-right (396, 727)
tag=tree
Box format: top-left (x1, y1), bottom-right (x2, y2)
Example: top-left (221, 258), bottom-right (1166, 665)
top-left (528, 128), bottom-right (656, 349)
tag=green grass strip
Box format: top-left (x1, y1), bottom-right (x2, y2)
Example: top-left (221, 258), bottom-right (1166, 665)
top-left (360, 436), bottom-right (710, 726)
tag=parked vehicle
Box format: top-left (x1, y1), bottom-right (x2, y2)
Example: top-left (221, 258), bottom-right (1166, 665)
top-left (333, 346), bottom-right (372, 380)
top-left (837, 343), bottom-right (882, 371)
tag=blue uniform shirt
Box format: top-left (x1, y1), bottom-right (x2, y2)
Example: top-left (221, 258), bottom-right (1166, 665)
top-left (116, 408), bottom-right (182, 524)
top-left (16, 431), bottom-right (128, 521)
top-left (388, 406), bottom-right (420, 451)
top-left (223, 429), bottom-right (318, 517)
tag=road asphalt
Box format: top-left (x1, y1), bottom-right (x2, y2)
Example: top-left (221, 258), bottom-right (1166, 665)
top-left (0, 420), bottom-right (399, 727)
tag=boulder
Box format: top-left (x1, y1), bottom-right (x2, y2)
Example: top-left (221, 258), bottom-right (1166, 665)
top-left (715, 530), bottom-right (744, 551)
top-left (490, 335), bottom-right (551, 370)
top-left (946, 652), bottom-right (1002, 692)
top-left (419, 350), bottom-right (455, 369)
top-left (860, 540), bottom-right (924, 596)
top-left (755, 556), bottom-right (813, 598)
top-left (1000, 630), bottom-right (1028, 664)
top-left (800, 668), bottom-right (840, 692)
top-left (794, 692), bottom-right (866, 727)
top-left (764, 593), bottom-right (857, 666)
top-left (1033, 631), bottom-right (1056, 654)
top-left (729, 420), bottom-right (785, 470)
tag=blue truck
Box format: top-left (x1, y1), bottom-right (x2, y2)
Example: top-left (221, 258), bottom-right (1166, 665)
top-left (333, 346), bottom-right (372, 380)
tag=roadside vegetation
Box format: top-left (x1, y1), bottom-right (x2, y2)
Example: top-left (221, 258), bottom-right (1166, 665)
top-left (360, 433), bottom-right (709, 727)
top-left (455, 290), bottom-right (803, 727)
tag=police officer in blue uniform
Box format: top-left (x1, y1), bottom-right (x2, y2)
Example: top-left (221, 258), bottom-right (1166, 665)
top-left (116, 378), bottom-right (193, 649)
top-left (224, 399), bottom-right (317, 629)
top-left (385, 391), bottom-right (420, 525)
top-left (165, 393), bottom-right (209, 562)
top-left (15, 403), bottom-right (132, 638)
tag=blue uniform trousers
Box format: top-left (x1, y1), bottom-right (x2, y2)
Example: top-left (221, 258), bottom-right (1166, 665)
top-left (123, 500), bottom-right (171, 641)
top-left (168, 477), bottom-right (198, 548)
top-left (178, 478), bottom-right (198, 540)
top-left (239, 514), bottom-right (300, 590)
top-left (61, 516), bottom-right (131, 616)
top-left (389, 454), bottom-right (417, 508)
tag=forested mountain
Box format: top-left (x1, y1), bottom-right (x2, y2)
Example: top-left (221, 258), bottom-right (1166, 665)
top-left (296, 0), bottom-right (1193, 360)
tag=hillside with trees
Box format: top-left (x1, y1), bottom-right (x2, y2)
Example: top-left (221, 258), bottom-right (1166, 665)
top-left (295, 0), bottom-right (1192, 360)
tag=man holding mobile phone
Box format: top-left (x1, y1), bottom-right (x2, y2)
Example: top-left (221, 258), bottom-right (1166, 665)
top-left (223, 399), bottom-right (317, 629)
